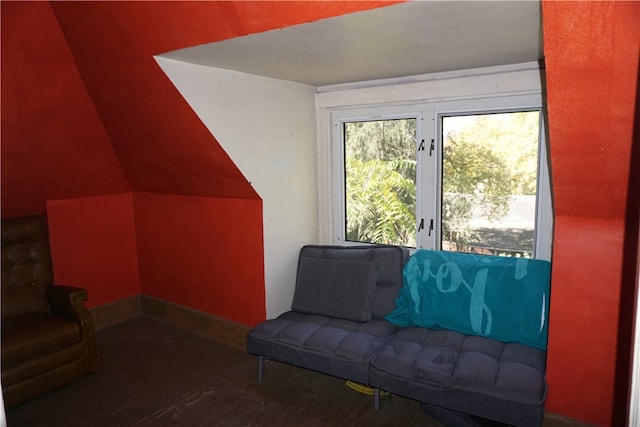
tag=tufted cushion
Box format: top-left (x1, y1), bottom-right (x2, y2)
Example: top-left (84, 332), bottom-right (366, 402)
top-left (247, 311), bottom-right (397, 384)
top-left (369, 326), bottom-right (547, 427)
top-left (2, 216), bottom-right (53, 318)
top-left (292, 256), bottom-right (377, 322)
top-left (296, 245), bottom-right (409, 320)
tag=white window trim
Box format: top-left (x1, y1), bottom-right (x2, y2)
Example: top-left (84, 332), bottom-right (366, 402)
top-left (316, 62), bottom-right (553, 260)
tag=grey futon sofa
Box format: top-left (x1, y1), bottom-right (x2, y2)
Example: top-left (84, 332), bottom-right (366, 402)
top-left (247, 245), bottom-right (549, 427)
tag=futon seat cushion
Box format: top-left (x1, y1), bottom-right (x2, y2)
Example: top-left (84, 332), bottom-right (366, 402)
top-left (1, 312), bottom-right (82, 366)
top-left (247, 311), bottom-right (397, 384)
top-left (369, 327), bottom-right (547, 427)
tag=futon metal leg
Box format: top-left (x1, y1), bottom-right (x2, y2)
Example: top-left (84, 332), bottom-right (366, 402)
top-left (374, 387), bottom-right (380, 411)
top-left (258, 356), bottom-right (264, 385)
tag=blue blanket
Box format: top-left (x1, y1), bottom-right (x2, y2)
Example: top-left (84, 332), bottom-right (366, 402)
top-left (386, 249), bottom-right (551, 350)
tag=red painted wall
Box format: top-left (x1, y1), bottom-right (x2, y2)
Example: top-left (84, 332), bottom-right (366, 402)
top-left (49, 2), bottom-right (256, 200)
top-left (1, 2), bottom-right (130, 218)
top-left (1, 2), bottom-right (399, 325)
top-left (542, 1), bottom-right (640, 425)
top-left (48, 1), bottom-right (399, 199)
top-left (133, 192), bottom-right (265, 326)
top-left (45, 193), bottom-right (140, 307)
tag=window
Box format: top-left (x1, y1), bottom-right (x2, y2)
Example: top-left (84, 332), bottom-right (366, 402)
top-left (343, 118), bottom-right (417, 247)
top-left (440, 111), bottom-right (540, 257)
top-left (328, 90), bottom-right (553, 260)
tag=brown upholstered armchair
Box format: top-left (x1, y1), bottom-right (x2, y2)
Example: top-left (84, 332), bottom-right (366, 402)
top-left (1, 215), bottom-right (97, 408)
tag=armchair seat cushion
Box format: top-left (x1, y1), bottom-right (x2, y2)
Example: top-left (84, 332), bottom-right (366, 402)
top-left (1, 312), bottom-right (81, 367)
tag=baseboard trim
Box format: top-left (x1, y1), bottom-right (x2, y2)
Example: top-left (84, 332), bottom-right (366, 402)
top-left (140, 295), bottom-right (249, 351)
top-left (90, 294), bottom-right (142, 331)
top-left (543, 411), bottom-right (594, 427)
top-left (90, 294), bottom-right (249, 351)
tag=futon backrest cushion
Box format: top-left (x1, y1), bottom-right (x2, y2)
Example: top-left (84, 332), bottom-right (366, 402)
top-left (292, 256), bottom-right (377, 322)
top-left (292, 245), bottom-right (409, 321)
top-left (1, 216), bottom-right (53, 318)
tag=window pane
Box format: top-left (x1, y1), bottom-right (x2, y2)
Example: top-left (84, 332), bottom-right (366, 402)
top-left (441, 111), bottom-right (539, 257)
top-left (344, 119), bottom-right (417, 247)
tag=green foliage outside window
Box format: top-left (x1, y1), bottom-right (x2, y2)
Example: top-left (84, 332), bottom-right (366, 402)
top-left (442, 135), bottom-right (511, 246)
top-left (344, 112), bottom-right (539, 252)
top-left (345, 157), bottom-right (416, 247)
top-left (345, 119), bottom-right (416, 247)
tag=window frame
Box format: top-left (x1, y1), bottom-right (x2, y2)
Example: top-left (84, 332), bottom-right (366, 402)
top-left (432, 104), bottom-right (552, 260)
top-left (318, 65), bottom-right (552, 260)
top-left (330, 106), bottom-right (423, 248)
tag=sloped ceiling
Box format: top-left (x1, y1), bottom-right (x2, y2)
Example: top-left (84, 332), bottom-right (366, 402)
top-left (2, 0), bottom-right (541, 217)
top-left (1, 2), bottom-right (130, 217)
top-left (47, 0), bottom-right (401, 198)
top-left (160, 1), bottom-right (542, 87)
top-left (2, 1), bottom-right (398, 216)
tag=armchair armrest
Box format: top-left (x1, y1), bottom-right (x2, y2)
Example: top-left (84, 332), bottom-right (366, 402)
top-left (46, 285), bottom-right (88, 321)
top-left (45, 285), bottom-right (98, 373)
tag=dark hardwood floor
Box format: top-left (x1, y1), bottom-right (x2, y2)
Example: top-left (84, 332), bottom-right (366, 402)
top-left (6, 316), bottom-right (439, 427)
top-left (5, 317), bottom-right (586, 427)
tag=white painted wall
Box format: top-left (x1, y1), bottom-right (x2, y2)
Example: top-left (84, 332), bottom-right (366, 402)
top-left (155, 57), bottom-right (318, 319)
top-left (153, 59), bottom-right (548, 320)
